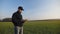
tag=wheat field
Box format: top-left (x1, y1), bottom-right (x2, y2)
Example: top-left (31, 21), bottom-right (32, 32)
top-left (0, 20), bottom-right (60, 34)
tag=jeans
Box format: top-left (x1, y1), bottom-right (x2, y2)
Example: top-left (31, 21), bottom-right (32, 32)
top-left (14, 26), bottom-right (23, 34)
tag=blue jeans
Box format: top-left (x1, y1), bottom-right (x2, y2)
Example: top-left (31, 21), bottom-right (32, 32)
top-left (14, 26), bottom-right (23, 34)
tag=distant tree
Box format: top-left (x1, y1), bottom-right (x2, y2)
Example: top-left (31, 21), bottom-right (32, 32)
top-left (2, 18), bottom-right (12, 22)
top-left (0, 20), bottom-right (2, 22)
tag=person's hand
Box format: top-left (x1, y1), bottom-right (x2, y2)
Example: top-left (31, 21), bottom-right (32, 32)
top-left (24, 19), bottom-right (28, 21)
top-left (23, 19), bottom-right (28, 22)
top-left (21, 19), bottom-right (28, 23)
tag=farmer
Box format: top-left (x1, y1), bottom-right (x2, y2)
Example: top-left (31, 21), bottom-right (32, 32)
top-left (12, 6), bottom-right (26, 34)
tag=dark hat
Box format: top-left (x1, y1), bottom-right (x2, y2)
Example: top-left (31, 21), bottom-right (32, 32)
top-left (18, 6), bottom-right (24, 11)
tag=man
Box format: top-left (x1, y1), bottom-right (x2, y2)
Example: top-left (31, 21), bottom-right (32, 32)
top-left (12, 6), bottom-right (26, 34)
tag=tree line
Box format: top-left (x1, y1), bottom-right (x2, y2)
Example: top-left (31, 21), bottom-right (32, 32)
top-left (0, 18), bottom-right (12, 22)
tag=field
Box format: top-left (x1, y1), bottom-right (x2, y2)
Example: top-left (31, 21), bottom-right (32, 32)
top-left (0, 20), bottom-right (60, 34)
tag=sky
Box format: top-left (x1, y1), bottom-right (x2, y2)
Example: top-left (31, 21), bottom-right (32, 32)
top-left (0, 0), bottom-right (60, 20)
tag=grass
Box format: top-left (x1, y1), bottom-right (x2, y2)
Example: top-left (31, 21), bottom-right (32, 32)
top-left (0, 20), bottom-right (60, 34)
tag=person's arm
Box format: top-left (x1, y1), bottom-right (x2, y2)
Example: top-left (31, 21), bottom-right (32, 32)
top-left (16, 14), bottom-right (27, 23)
top-left (16, 14), bottom-right (25, 23)
top-left (12, 13), bottom-right (18, 24)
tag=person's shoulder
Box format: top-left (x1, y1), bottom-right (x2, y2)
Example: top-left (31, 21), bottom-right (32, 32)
top-left (13, 11), bottom-right (17, 14)
top-left (12, 12), bottom-right (18, 16)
